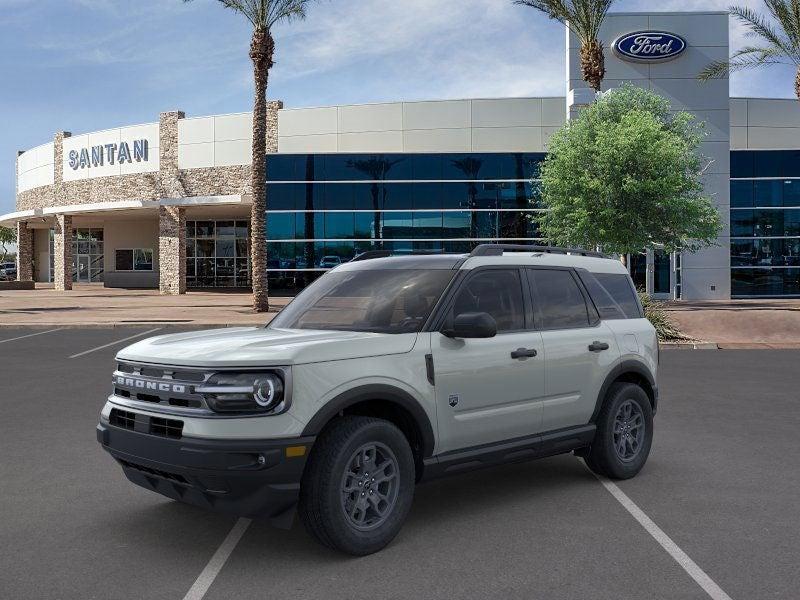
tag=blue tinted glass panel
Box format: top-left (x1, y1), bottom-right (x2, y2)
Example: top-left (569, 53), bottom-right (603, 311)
top-left (324, 183), bottom-right (353, 210)
top-left (324, 213), bottom-right (355, 239)
top-left (730, 151), bottom-right (754, 178)
top-left (443, 155), bottom-right (481, 180)
top-left (784, 209), bottom-right (800, 235)
top-left (781, 150), bottom-right (800, 177)
top-left (441, 183), bottom-right (470, 209)
top-left (412, 155), bottom-right (443, 180)
top-left (754, 151), bottom-right (783, 177)
top-left (354, 213), bottom-right (377, 239)
top-left (382, 212), bottom-right (413, 239)
top-left (730, 181), bottom-right (753, 208)
top-left (754, 180), bottom-right (783, 207)
top-left (411, 182), bottom-right (442, 209)
top-left (783, 180), bottom-right (800, 207)
top-left (442, 212), bottom-right (471, 237)
top-left (353, 183), bottom-right (379, 210)
top-left (267, 184), bottom-right (298, 210)
top-left (294, 211), bottom-right (323, 239)
top-left (732, 268), bottom-right (800, 296)
top-left (730, 210), bottom-right (753, 237)
top-left (323, 241), bottom-right (355, 261)
top-left (382, 183), bottom-right (413, 210)
top-left (266, 155), bottom-right (297, 181)
top-left (499, 182), bottom-right (531, 209)
top-left (266, 213), bottom-right (294, 240)
top-left (413, 212), bottom-right (442, 237)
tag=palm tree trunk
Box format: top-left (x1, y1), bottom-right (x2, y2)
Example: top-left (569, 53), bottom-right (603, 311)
top-left (250, 29), bottom-right (274, 312)
top-left (796, 67), bottom-right (800, 102)
top-left (580, 40), bottom-right (605, 92)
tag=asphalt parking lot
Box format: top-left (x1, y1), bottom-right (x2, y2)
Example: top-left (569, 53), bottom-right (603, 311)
top-left (1, 327), bottom-right (799, 600)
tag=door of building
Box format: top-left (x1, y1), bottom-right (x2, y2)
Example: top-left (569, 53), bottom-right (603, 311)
top-left (76, 256), bottom-right (90, 282)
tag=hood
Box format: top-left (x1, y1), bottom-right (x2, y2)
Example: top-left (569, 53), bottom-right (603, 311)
top-left (116, 327), bottom-right (419, 367)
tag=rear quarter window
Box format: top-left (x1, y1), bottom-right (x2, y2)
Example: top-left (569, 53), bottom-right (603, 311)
top-left (579, 271), bottom-right (643, 319)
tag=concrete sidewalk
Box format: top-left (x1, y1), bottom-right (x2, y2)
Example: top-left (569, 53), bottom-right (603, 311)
top-left (0, 284), bottom-right (287, 327)
top-left (665, 299), bottom-right (800, 348)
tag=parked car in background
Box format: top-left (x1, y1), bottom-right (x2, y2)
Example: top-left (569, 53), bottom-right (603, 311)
top-left (319, 255), bottom-right (342, 268)
top-left (0, 262), bottom-right (16, 280)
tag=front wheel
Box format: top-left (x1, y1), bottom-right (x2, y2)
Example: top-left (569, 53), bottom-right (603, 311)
top-left (584, 382), bottom-right (653, 479)
top-left (298, 416), bottom-right (415, 555)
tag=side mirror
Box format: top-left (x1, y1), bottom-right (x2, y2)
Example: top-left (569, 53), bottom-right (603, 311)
top-left (442, 312), bottom-right (497, 339)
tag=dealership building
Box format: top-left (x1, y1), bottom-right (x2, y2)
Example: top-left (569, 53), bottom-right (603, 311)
top-left (4, 10), bottom-right (800, 299)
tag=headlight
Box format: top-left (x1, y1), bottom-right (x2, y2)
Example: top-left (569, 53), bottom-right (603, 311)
top-left (196, 371), bottom-right (288, 414)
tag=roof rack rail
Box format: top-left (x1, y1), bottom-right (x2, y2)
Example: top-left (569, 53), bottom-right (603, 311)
top-left (349, 249), bottom-right (447, 262)
top-left (350, 250), bottom-right (394, 262)
top-left (469, 243), bottom-right (608, 259)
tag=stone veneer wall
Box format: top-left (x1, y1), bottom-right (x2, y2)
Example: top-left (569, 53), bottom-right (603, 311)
top-left (158, 206), bottom-right (186, 295)
top-left (16, 221), bottom-right (33, 281)
top-left (53, 214), bottom-right (73, 291)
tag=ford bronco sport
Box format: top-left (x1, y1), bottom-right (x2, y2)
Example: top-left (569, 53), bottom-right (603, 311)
top-left (97, 244), bottom-right (658, 555)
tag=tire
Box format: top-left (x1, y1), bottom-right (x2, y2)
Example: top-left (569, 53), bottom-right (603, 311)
top-left (298, 416), bottom-right (415, 555)
top-left (584, 382), bottom-right (653, 480)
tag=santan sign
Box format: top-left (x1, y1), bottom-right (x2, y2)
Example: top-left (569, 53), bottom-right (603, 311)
top-left (613, 31), bottom-right (687, 62)
top-left (68, 139), bottom-right (149, 170)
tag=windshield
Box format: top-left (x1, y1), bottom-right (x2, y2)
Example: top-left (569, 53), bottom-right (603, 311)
top-left (269, 269), bottom-right (455, 333)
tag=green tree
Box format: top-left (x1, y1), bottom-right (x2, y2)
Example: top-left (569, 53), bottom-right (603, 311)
top-left (537, 84), bottom-right (722, 263)
top-left (699, 2), bottom-right (800, 100)
top-left (0, 226), bottom-right (15, 263)
top-left (185, 0), bottom-right (315, 311)
top-left (514, 0), bottom-right (615, 92)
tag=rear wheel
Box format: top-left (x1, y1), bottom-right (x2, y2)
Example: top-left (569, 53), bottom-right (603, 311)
top-left (584, 382), bottom-right (653, 479)
top-left (298, 416), bottom-right (415, 555)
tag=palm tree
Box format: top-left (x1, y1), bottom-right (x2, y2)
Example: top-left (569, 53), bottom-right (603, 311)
top-left (699, 2), bottom-right (800, 101)
top-left (515, 0), bottom-right (615, 92)
top-left (185, 0), bottom-right (314, 312)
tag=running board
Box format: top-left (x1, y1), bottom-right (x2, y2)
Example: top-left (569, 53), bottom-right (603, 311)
top-left (420, 424), bottom-right (596, 481)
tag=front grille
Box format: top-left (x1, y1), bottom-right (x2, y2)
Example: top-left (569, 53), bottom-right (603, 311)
top-left (118, 459), bottom-right (189, 484)
top-left (109, 408), bottom-right (136, 430)
top-left (108, 408), bottom-right (184, 439)
top-left (113, 362), bottom-right (212, 413)
top-left (150, 417), bottom-right (183, 439)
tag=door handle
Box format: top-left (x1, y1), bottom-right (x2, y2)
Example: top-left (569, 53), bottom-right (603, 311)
top-left (588, 341), bottom-right (610, 352)
top-left (511, 347), bottom-right (538, 359)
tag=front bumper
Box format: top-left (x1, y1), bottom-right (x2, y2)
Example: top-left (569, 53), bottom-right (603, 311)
top-left (97, 422), bottom-right (314, 527)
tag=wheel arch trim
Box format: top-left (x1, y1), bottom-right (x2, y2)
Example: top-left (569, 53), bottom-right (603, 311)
top-left (301, 384), bottom-right (436, 458)
top-left (591, 360), bottom-right (657, 422)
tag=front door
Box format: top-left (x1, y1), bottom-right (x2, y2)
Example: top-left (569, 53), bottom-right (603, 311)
top-left (431, 268), bottom-right (546, 454)
top-left (77, 255), bottom-right (90, 282)
top-left (526, 268), bottom-right (620, 432)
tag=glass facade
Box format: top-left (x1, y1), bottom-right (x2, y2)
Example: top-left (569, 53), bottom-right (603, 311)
top-left (731, 151), bottom-right (800, 296)
top-left (186, 220), bottom-right (251, 288)
top-left (264, 153), bottom-right (545, 293)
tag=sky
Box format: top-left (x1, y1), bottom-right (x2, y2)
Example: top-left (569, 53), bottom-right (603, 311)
top-left (0, 0), bottom-right (797, 215)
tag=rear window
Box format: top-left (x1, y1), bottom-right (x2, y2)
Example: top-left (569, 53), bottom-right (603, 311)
top-left (578, 272), bottom-right (642, 319)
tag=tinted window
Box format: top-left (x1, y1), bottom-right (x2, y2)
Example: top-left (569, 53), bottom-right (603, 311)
top-left (448, 269), bottom-right (525, 332)
top-left (580, 272), bottom-right (642, 319)
top-left (529, 269), bottom-right (590, 328)
top-left (270, 269), bottom-right (454, 333)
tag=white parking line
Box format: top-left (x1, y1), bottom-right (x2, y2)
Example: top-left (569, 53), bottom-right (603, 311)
top-left (591, 470), bottom-right (734, 600)
top-left (68, 328), bottom-right (162, 359)
top-left (0, 328), bottom-right (63, 345)
top-left (182, 518), bottom-right (252, 600)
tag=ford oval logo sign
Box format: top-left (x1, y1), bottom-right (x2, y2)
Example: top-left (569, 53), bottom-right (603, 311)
top-left (613, 31), bottom-right (687, 62)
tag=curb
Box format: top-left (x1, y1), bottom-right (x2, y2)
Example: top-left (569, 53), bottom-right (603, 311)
top-left (661, 341), bottom-right (719, 350)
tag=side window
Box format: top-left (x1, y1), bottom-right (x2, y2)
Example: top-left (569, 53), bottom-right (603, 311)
top-left (449, 269), bottom-right (525, 332)
top-left (577, 271), bottom-right (627, 320)
top-left (528, 269), bottom-right (590, 329)
top-left (593, 273), bottom-right (642, 319)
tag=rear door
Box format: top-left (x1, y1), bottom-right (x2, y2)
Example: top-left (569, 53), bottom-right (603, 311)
top-left (431, 267), bottom-right (546, 454)
top-left (526, 268), bottom-right (620, 432)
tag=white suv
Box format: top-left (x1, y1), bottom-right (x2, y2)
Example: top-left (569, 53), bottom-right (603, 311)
top-left (97, 244), bottom-right (658, 555)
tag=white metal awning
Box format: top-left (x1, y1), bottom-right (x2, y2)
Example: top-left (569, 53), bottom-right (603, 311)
top-left (0, 194), bottom-right (245, 227)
